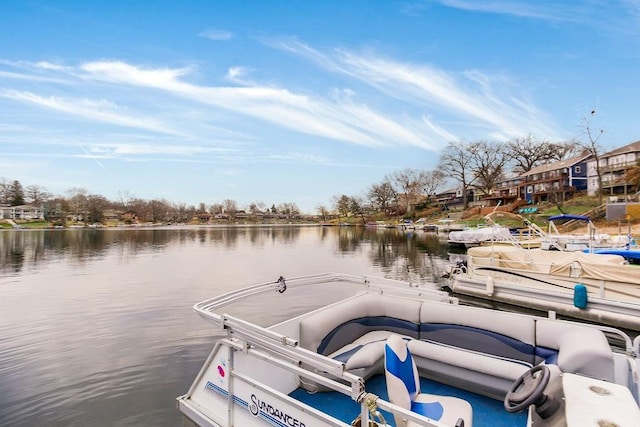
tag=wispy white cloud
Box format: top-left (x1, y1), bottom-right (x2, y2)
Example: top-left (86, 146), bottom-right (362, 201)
top-left (0, 69), bottom-right (71, 83)
top-left (0, 37), bottom-right (563, 173)
top-left (199, 29), bottom-right (233, 41)
top-left (77, 60), bottom-right (439, 149)
top-left (1, 89), bottom-right (180, 135)
top-left (35, 61), bottom-right (68, 71)
top-left (264, 152), bottom-right (330, 163)
top-left (271, 40), bottom-right (561, 141)
top-left (226, 66), bottom-right (253, 84)
top-left (431, 0), bottom-right (582, 22)
top-left (430, 0), bottom-right (640, 34)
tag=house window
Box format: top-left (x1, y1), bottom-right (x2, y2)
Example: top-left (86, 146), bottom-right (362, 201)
top-left (527, 186), bottom-right (533, 194)
top-left (574, 166), bottom-right (581, 173)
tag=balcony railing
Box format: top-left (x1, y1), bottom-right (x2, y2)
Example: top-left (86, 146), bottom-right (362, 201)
top-left (598, 161), bottom-right (638, 173)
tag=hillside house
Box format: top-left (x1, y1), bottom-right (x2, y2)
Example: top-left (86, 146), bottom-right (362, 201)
top-left (587, 140), bottom-right (640, 200)
top-left (519, 153), bottom-right (591, 204)
top-left (0, 205), bottom-right (45, 220)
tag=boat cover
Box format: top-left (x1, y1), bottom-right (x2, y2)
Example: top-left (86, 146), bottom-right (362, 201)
top-left (585, 248), bottom-right (640, 261)
top-left (467, 246), bottom-right (640, 285)
top-left (448, 226), bottom-right (513, 244)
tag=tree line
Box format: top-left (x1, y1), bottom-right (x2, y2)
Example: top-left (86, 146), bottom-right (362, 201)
top-left (0, 135), bottom-right (587, 224)
top-left (6, 110), bottom-right (637, 224)
top-left (322, 135), bottom-right (587, 219)
top-left (0, 179), bottom-right (301, 224)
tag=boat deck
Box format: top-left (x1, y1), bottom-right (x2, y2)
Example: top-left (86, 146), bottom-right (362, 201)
top-left (290, 374), bottom-right (528, 427)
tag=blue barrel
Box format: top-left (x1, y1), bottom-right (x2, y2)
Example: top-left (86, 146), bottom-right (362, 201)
top-left (573, 284), bottom-right (588, 309)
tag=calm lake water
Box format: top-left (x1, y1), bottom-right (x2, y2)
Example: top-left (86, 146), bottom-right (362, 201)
top-left (0, 225), bottom-right (459, 427)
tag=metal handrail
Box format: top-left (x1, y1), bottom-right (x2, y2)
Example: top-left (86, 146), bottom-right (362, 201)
top-left (195, 272), bottom-right (452, 320)
top-left (192, 273), bottom-right (453, 402)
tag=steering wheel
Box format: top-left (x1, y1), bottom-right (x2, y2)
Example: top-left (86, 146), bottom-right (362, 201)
top-left (504, 365), bottom-right (550, 413)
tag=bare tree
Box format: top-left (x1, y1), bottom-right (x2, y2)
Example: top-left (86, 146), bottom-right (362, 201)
top-left (367, 180), bottom-right (396, 214)
top-left (25, 185), bottom-right (52, 205)
top-left (332, 194), bottom-right (351, 219)
top-left (438, 140), bottom-right (476, 209)
top-left (287, 202), bottom-right (300, 215)
top-left (223, 199), bottom-right (238, 215)
top-left (349, 196), bottom-right (366, 224)
top-left (507, 135), bottom-right (551, 173)
top-left (66, 187), bottom-right (89, 219)
top-left (86, 194), bottom-right (110, 223)
top-left (581, 110), bottom-right (605, 204)
top-left (316, 204), bottom-right (330, 221)
top-left (389, 168), bottom-right (429, 216)
top-left (0, 177), bottom-right (10, 205)
top-left (117, 190), bottom-right (135, 209)
top-left (128, 198), bottom-right (149, 222)
top-left (468, 141), bottom-right (510, 198)
top-left (249, 201), bottom-right (266, 214)
top-left (546, 140), bottom-right (582, 161)
top-left (171, 202), bottom-right (189, 222)
top-left (421, 170), bottom-right (445, 201)
top-left (210, 203), bottom-right (224, 214)
top-left (148, 199), bottom-right (170, 223)
top-left (277, 202), bottom-right (296, 215)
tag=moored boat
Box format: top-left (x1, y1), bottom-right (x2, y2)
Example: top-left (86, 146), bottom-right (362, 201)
top-left (436, 219), bottom-right (466, 233)
top-left (541, 214), bottom-right (633, 252)
top-left (447, 225), bottom-right (515, 248)
top-left (177, 273), bottom-right (640, 427)
top-left (445, 245), bottom-right (640, 330)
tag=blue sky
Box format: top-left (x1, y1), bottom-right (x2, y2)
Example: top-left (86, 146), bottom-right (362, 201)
top-left (1, 1), bottom-right (639, 213)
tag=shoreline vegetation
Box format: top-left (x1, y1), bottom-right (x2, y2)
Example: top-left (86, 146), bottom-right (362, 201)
top-left (3, 221), bottom-right (636, 236)
top-left (3, 198), bottom-right (639, 239)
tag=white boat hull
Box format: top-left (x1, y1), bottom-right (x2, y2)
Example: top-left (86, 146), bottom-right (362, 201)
top-left (448, 246), bottom-right (640, 330)
top-left (177, 273), bottom-right (640, 427)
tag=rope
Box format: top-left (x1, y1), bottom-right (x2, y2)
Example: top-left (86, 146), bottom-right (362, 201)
top-left (363, 393), bottom-right (387, 426)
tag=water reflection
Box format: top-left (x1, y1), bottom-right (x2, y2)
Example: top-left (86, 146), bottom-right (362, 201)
top-left (0, 226), bottom-right (455, 426)
top-left (0, 227), bottom-right (304, 275)
top-left (334, 227), bottom-right (452, 283)
top-left (0, 226), bottom-right (452, 284)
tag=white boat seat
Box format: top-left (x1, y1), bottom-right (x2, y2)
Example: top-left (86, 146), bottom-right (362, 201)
top-left (385, 334), bottom-right (473, 427)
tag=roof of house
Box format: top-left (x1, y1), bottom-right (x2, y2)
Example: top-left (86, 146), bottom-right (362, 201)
top-left (2, 204), bottom-right (40, 210)
top-left (601, 140), bottom-right (640, 158)
top-left (520, 152), bottom-right (592, 177)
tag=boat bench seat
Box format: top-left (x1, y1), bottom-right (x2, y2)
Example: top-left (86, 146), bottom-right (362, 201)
top-left (298, 293), bottom-right (615, 399)
top-left (535, 318), bottom-right (614, 382)
top-left (299, 293), bottom-right (422, 380)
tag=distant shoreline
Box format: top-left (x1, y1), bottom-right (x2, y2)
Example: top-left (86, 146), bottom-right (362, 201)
top-left (0, 222), bottom-right (326, 231)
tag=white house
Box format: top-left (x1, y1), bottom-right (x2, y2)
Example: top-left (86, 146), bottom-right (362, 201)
top-left (587, 140), bottom-right (640, 199)
top-left (0, 205), bottom-right (45, 220)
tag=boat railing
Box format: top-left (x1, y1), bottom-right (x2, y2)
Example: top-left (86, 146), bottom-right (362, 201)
top-left (483, 211), bottom-right (547, 250)
top-left (194, 272), bottom-right (453, 320)
top-left (179, 329), bottom-right (451, 427)
top-left (192, 273), bottom-right (453, 394)
top-left (187, 274), bottom-right (460, 426)
top-left (178, 336), bottom-right (367, 427)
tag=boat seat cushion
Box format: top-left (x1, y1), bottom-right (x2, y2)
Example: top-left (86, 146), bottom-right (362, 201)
top-left (300, 293), bottom-right (422, 356)
top-left (327, 330), bottom-right (413, 370)
top-left (407, 339), bottom-right (532, 382)
top-left (418, 300), bottom-right (537, 365)
top-left (535, 319), bottom-right (614, 382)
